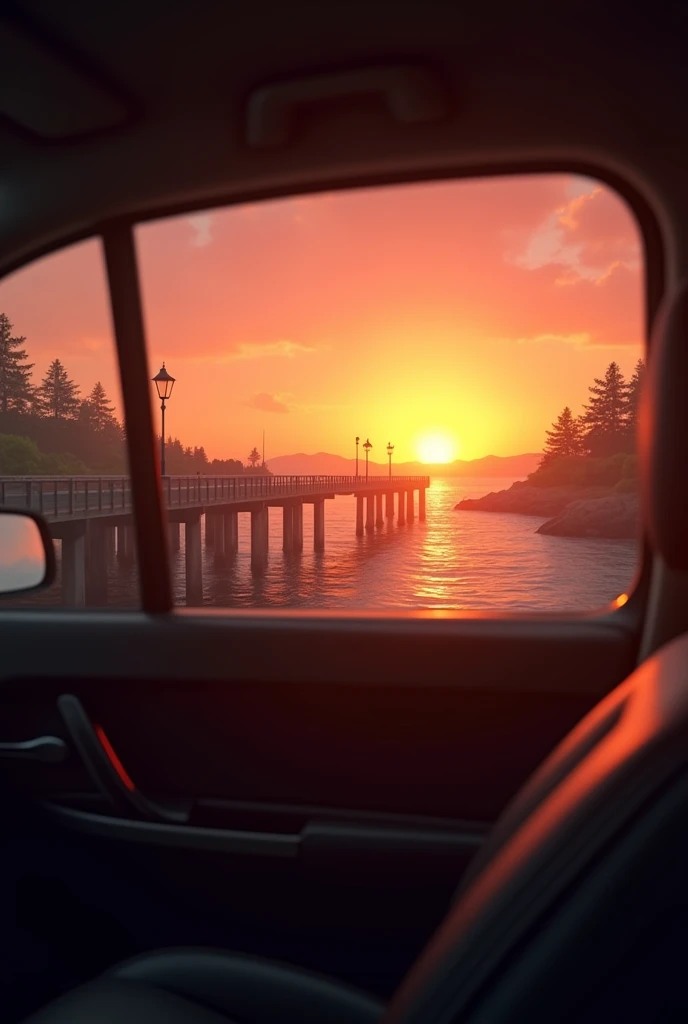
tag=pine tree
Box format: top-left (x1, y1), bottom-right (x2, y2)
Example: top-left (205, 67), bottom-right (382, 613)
top-left (540, 406), bottom-right (586, 465)
top-left (0, 313), bottom-right (34, 414)
top-left (247, 446), bottom-right (261, 468)
top-left (582, 361), bottom-right (628, 456)
top-left (35, 358), bottom-right (81, 419)
top-left (80, 381), bottom-right (119, 431)
top-left (625, 358), bottom-right (646, 441)
top-left (163, 437), bottom-right (185, 474)
top-left (192, 446), bottom-right (209, 468)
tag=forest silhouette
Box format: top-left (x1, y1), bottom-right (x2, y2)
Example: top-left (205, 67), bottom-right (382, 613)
top-left (0, 313), bottom-right (252, 475)
top-left (528, 358), bottom-right (644, 491)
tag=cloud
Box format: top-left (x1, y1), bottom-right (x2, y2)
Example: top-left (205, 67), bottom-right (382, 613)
top-left (510, 331), bottom-right (592, 348)
top-left (173, 340), bottom-right (316, 364)
top-left (509, 184), bottom-right (640, 287)
top-left (243, 392), bottom-right (291, 414)
top-left (227, 340), bottom-right (316, 361)
top-left (565, 175), bottom-right (599, 199)
top-left (187, 214), bottom-right (213, 247)
top-left (507, 327), bottom-right (634, 349)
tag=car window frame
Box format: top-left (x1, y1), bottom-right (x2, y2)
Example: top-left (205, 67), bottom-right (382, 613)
top-left (0, 161), bottom-right (664, 623)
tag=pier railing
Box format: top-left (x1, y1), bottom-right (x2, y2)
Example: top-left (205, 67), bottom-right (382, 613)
top-left (0, 474), bottom-right (430, 520)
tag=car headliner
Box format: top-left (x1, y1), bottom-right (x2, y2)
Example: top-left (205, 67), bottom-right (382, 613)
top-left (0, 0), bottom-right (683, 300)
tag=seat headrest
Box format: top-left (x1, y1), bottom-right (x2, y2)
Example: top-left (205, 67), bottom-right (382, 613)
top-left (640, 280), bottom-right (688, 570)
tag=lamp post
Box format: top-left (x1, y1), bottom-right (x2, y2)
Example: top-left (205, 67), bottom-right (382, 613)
top-left (386, 441), bottom-right (394, 479)
top-left (363, 438), bottom-right (372, 482)
top-left (355, 436), bottom-right (360, 478)
top-left (152, 362), bottom-right (175, 476)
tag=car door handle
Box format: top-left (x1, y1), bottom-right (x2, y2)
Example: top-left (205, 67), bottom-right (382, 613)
top-left (57, 694), bottom-right (188, 825)
top-left (0, 736), bottom-right (68, 763)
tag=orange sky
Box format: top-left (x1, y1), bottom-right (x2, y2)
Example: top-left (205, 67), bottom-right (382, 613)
top-left (0, 174), bottom-right (644, 464)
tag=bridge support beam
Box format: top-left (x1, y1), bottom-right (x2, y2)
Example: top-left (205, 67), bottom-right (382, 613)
top-left (185, 516), bottom-right (203, 606)
top-left (214, 515), bottom-right (226, 558)
top-left (419, 488), bottom-right (426, 521)
top-left (365, 494), bottom-right (374, 532)
top-left (282, 505), bottom-right (293, 552)
top-left (251, 506), bottom-right (269, 568)
top-left (407, 490), bottom-right (415, 523)
top-left (292, 503), bottom-right (303, 552)
top-left (397, 491), bottom-right (406, 525)
top-left (375, 492), bottom-right (385, 527)
top-left (356, 495), bottom-right (364, 536)
top-left (224, 512), bottom-right (238, 556)
top-left (117, 524), bottom-right (134, 560)
top-left (169, 521), bottom-right (181, 551)
top-left (103, 526), bottom-right (116, 559)
top-left (386, 492), bottom-right (394, 519)
top-left (86, 523), bottom-right (109, 607)
top-left (62, 528), bottom-right (86, 607)
top-left (204, 513), bottom-right (215, 548)
top-left (314, 498), bottom-right (325, 551)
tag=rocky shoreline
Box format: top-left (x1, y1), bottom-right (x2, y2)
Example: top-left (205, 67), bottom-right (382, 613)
top-left (455, 483), bottom-right (639, 539)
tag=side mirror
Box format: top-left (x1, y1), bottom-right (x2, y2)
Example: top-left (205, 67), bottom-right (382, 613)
top-left (0, 510), bottom-right (55, 597)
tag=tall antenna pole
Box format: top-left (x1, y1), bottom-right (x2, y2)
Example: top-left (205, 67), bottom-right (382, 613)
top-left (262, 429), bottom-right (265, 467)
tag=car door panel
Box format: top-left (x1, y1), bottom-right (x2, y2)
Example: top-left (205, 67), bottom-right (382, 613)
top-left (2, 613), bottom-right (633, 822)
top-left (1, 608), bottom-right (638, 1004)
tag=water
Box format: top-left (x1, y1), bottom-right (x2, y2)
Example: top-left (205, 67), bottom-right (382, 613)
top-left (170, 476), bottom-right (636, 613)
top-left (20, 477), bottom-right (637, 612)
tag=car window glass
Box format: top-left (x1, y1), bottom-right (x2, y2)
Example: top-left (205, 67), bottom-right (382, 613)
top-left (136, 176), bottom-right (644, 612)
top-left (0, 239), bottom-right (139, 608)
top-left (2, 177), bottom-right (643, 614)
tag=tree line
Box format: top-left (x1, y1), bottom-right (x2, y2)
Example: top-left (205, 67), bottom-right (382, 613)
top-left (541, 359), bottom-right (645, 466)
top-left (160, 438), bottom-right (248, 476)
top-left (0, 312), bottom-right (260, 475)
top-left (1, 312), bottom-right (119, 424)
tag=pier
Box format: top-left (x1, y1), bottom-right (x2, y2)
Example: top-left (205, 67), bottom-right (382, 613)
top-left (0, 474), bottom-right (429, 606)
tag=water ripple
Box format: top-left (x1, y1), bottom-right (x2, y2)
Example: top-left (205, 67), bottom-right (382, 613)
top-left (169, 477), bottom-right (637, 612)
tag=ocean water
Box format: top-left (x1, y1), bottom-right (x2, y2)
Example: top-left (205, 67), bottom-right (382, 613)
top-left (172, 476), bottom-right (637, 613)
top-left (19, 477), bottom-right (637, 612)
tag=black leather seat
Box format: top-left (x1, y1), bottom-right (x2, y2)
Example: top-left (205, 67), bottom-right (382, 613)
top-left (25, 949), bottom-right (384, 1022)
top-left (24, 287), bottom-right (688, 1021)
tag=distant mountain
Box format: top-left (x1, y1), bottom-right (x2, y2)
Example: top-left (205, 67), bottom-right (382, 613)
top-left (266, 451), bottom-right (541, 478)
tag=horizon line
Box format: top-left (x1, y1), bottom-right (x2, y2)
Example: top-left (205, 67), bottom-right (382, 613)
top-left (262, 450), bottom-right (541, 466)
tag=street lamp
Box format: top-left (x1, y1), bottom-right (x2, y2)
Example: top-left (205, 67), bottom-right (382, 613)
top-left (363, 438), bottom-right (372, 482)
top-left (355, 436), bottom-right (360, 478)
top-left (152, 362), bottom-right (175, 476)
top-left (386, 441), bottom-right (394, 479)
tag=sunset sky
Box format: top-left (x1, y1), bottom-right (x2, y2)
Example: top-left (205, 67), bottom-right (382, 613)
top-left (0, 174), bottom-right (644, 464)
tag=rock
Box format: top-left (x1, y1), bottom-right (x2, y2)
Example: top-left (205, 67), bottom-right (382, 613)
top-left (455, 484), bottom-right (610, 518)
top-left (536, 495), bottom-right (639, 539)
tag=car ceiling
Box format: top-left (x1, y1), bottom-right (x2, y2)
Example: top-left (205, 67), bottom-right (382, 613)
top-left (0, 0), bottom-right (686, 292)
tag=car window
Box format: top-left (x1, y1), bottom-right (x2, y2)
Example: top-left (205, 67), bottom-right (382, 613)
top-left (2, 176), bottom-right (645, 614)
top-left (0, 239), bottom-right (139, 608)
top-left (136, 175), bottom-right (644, 613)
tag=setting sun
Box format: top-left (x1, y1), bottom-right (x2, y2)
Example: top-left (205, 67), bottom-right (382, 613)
top-left (416, 433), bottom-right (457, 464)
